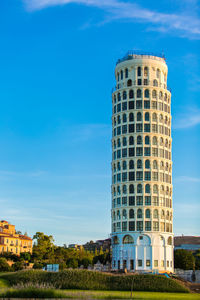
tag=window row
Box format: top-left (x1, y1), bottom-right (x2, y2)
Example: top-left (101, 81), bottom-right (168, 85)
top-left (113, 234), bottom-right (173, 245)
top-left (113, 112), bottom-right (171, 126)
top-left (112, 208), bottom-right (172, 221)
top-left (113, 89), bottom-right (170, 102)
top-left (113, 184), bottom-right (172, 196)
top-left (113, 101), bottom-right (170, 114)
top-left (113, 136), bottom-right (171, 149)
top-left (116, 66), bottom-right (165, 82)
top-left (113, 124), bottom-right (171, 137)
top-left (113, 160), bottom-right (172, 172)
top-left (112, 220), bottom-right (173, 233)
top-left (112, 196), bottom-right (172, 208)
top-left (113, 259), bottom-right (173, 269)
top-left (113, 147), bottom-right (171, 160)
top-left (113, 171), bottom-right (172, 184)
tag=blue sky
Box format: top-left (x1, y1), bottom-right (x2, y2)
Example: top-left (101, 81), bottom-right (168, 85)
top-left (0, 0), bottom-right (199, 245)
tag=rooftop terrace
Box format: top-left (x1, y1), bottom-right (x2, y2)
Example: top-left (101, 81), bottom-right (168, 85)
top-left (116, 50), bottom-right (166, 65)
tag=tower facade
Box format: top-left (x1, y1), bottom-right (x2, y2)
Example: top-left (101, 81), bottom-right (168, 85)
top-left (111, 52), bottom-right (173, 272)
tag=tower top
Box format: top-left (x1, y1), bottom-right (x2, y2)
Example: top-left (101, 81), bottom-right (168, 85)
top-left (116, 50), bottom-right (166, 65)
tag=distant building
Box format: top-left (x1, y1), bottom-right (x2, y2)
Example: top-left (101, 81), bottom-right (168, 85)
top-left (0, 220), bottom-right (32, 255)
top-left (83, 238), bottom-right (111, 253)
top-left (68, 244), bottom-right (83, 251)
top-left (174, 236), bottom-right (200, 251)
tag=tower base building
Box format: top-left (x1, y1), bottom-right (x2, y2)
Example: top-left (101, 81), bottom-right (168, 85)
top-left (111, 52), bottom-right (173, 273)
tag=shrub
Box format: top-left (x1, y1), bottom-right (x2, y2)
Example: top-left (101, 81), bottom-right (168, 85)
top-left (2, 287), bottom-right (66, 298)
top-left (0, 257), bottom-right (11, 272)
top-left (1, 269), bottom-right (189, 293)
top-left (12, 261), bottom-right (24, 271)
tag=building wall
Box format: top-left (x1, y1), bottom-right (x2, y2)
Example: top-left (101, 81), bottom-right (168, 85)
top-left (111, 53), bottom-right (173, 272)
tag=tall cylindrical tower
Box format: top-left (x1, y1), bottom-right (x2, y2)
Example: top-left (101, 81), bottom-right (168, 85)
top-left (111, 52), bottom-right (173, 273)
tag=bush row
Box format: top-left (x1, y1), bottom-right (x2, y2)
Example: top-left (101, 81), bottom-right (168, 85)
top-left (1, 269), bottom-right (189, 293)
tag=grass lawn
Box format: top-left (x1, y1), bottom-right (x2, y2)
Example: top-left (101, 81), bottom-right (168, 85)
top-left (62, 290), bottom-right (200, 299)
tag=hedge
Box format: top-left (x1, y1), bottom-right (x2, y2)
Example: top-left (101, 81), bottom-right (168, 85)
top-left (0, 269), bottom-right (189, 293)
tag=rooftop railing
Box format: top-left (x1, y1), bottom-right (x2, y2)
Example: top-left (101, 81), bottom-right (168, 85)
top-left (116, 50), bottom-right (166, 65)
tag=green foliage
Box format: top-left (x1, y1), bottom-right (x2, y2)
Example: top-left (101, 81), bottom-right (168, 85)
top-left (2, 288), bottom-right (66, 298)
top-left (33, 232), bottom-right (54, 261)
top-left (66, 258), bottom-right (78, 269)
top-left (80, 258), bottom-right (92, 268)
top-left (174, 250), bottom-right (195, 270)
top-left (20, 252), bottom-right (31, 262)
top-left (0, 257), bottom-right (11, 272)
top-left (12, 261), bottom-right (24, 271)
top-left (1, 270), bottom-right (189, 293)
top-left (33, 262), bottom-right (44, 269)
top-left (193, 249), bottom-right (200, 270)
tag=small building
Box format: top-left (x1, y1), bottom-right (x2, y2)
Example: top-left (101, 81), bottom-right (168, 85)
top-left (0, 220), bottom-right (32, 255)
top-left (68, 244), bottom-right (83, 251)
top-left (174, 236), bottom-right (200, 251)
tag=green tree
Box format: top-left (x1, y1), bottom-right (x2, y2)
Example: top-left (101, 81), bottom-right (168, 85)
top-left (66, 258), bottom-right (78, 269)
top-left (0, 257), bottom-right (11, 271)
top-left (20, 252), bottom-right (31, 262)
top-left (13, 261), bottom-right (24, 271)
top-left (174, 249), bottom-right (195, 270)
top-left (33, 232), bottom-right (54, 261)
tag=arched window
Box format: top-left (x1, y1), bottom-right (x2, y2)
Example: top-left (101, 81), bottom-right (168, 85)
top-left (113, 211), bottom-right (116, 221)
top-left (125, 68), bottom-right (128, 78)
top-left (166, 210), bottom-right (169, 220)
top-left (164, 93), bottom-right (167, 101)
top-left (167, 236), bottom-right (172, 245)
top-left (129, 160), bottom-right (134, 169)
top-left (129, 90), bottom-right (134, 99)
top-left (137, 159), bottom-right (142, 169)
top-left (152, 136), bottom-right (157, 145)
top-left (129, 113), bottom-right (134, 122)
top-left (152, 90), bottom-right (157, 99)
top-left (144, 67), bottom-right (148, 76)
top-left (137, 89), bottom-right (142, 98)
top-left (137, 209), bottom-right (142, 218)
top-left (113, 163), bottom-right (116, 172)
top-left (153, 184), bottom-right (158, 194)
top-left (152, 113), bottom-right (157, 121)
top-left (122, 160), bottom-right (127, 170)
top-left (137, 135), bottom-right (142, 144)
top-left (145, 209), bottom-right (150, 218)
top-left (117, 115), bottom-right (121, 124)
top-left (122, 184), bottom-right (127, 194)
top-left (123, 114), bottom-right (127, 123)
top-left (123, 91), bottom-right (127, 100)
top-left (129, 209), bottom-right (134, 219)
top-left (153, 79), bottom-right (158, 87)
top-left (145, 112), bottom-right (149, 121)
top-left (137, 66), bottom-right (141, 76)
top-left (113, 236), bottom-right (119, 244)
top-left (114, 95), bottom-right (116, 103)
top-left (129, 184), bottom-right (134, 194)
top-left (156, 69), bottom-right (161, 79)
top-left (117, 210), bottom-right (121, 220)
top-left (114, 117), bottom-right (116, 126)
top-left (129, 136), bottom-right (134, 145)
top-left (113, 186), bottom-right (116, 196)
top-left (160, 161), bottom-right (164, 170)
top-left (113, 140), bottom-right (116, 149)
top-left (137, 184), bottom-right (142, 193)
top-left (137, 112), bottom-right (142, 121)
top-left (122, 137), bottom-right (127, 146)
top-left (145, 160), bottom-right (150, 169)
top-left (160, 185), bottom-right (165, 194)
top-left (122, 209), bottom-right (127, 220)
top-left (127, 79), bottom-right (132, 87)
top-left (159, 91), bottom-right (163, 99)
top-left (145, 136), bottom-right (150, 145)
top-left (117, 186), bottom-right (121, 195)
top-left (117, 138), bottom-right (121, 147)
top-left (153, 209), bottom-right (158, 219)
top-left (153, 160), bottom-right (158, 169)
top-left (159, 114), bottom-right (163, 122)
top-left (160, 137), bottom-right (164, 146)
top-left (117, 73), bottom-right (119, 81)
top-left (123, 235), bottom-right (134, 244)
top-left (117, 93), bottom-right (121, 101)
top-left (117, 162), bottom-right (121, 171)
top-left (144, 89), bottom-right (149, 98)
top-left (161, 210), bottom-right (165, 219)
top-left (121, 70), bottom-right (123, 80)
top-left (145, 184), bottom-right (150, 193)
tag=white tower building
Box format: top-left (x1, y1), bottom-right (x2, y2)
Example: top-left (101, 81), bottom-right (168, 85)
top-left (111, 52), bottom-right (173, 273)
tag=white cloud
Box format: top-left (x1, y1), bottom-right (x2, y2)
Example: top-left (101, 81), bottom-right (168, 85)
top-left (175, 176), bottom-right (200, 183)
top-left (23, 0), bottom-right (200, 38)
top-left (173, 108), bottom-right (200, 129)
